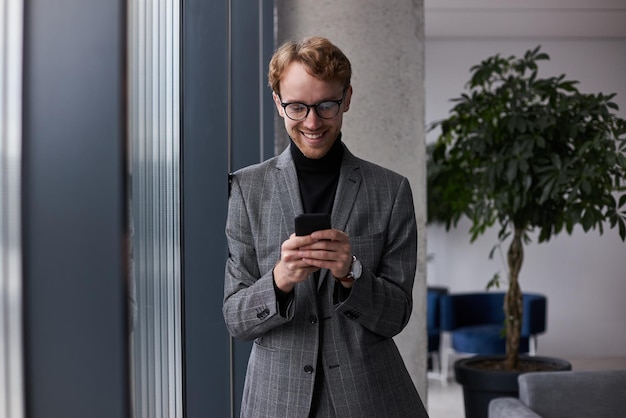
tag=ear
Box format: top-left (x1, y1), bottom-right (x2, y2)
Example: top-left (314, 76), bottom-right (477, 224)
top-left (272, 92), bottom-right (285, 118)
top-left (343, 85), bottom-right (353, 113)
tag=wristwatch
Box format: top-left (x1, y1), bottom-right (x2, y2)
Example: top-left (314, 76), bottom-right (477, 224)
top-left (335, 255), bottom-right (362, 282)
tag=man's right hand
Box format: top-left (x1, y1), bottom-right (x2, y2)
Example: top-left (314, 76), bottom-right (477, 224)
top-left (273, 233), bottom-right (322, 292)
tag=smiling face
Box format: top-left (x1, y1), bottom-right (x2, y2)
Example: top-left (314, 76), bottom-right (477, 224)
top-left (273, 62), bottom-right (352, 159)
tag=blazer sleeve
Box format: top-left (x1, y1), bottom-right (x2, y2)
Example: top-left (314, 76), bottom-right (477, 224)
top-left (222, 171), bottom-right (291, 341)
top-left (334, 175), bottom-right (417, 339)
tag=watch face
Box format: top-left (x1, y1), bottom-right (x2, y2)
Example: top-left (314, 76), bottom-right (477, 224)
top-left (352, 259), bottom-right (363, 279)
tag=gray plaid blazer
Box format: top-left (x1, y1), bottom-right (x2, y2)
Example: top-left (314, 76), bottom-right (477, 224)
top-left (223, 144), bottom-right (428, 418)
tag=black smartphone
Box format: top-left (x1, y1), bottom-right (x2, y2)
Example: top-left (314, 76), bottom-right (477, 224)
top-left (294, 213), bottom-right (331, 236)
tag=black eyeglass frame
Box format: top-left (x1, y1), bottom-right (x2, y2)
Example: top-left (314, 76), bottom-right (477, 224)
top-left (279, 88), bottom-right (348, 121)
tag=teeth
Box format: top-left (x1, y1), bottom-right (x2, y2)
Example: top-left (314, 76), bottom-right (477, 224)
top-left (303, 132), bottom-right (323, 139)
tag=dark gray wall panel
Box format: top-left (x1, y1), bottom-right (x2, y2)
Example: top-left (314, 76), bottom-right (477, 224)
top-left (183, 1), bottom-right (275, 417)
top-left (182, 1), bottom-right (231, 417)
top-left (22, 1), bottom-right (130, 417)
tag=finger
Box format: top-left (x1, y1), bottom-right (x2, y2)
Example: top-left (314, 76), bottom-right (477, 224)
top-left (281, 258), bottom-right (317, 281)
top-left (299, 240), bottom-right (351, 259)
top-left (282, 234), bottom-right (318, 254)
top-left (310, 229), bottom-right (348, 242)
top-left (299, 236), bottom-right (350, 251)
top-left (301, 257), bottom-right (346, 276)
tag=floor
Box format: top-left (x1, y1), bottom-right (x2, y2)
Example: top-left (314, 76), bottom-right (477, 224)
top-left (427, 377), bottom-right (464, 418)
top-left (425, 356), bottom-right (626, 418)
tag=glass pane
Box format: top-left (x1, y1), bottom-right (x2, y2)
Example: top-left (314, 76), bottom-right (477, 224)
top-left (0, 0), bottom-right (25, 416)
top-left (128, 0), bottom-right (182, 416)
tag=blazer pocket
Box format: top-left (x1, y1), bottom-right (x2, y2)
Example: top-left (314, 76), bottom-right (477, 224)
top-left (253, 338), bottom-right (277, 352)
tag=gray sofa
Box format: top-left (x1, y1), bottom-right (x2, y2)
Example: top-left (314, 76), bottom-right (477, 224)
top-left (489, 369), bottom-right (626, 418)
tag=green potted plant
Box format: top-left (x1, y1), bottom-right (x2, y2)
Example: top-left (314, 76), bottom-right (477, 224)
top-left (428, 46), bottom-right (626, 417)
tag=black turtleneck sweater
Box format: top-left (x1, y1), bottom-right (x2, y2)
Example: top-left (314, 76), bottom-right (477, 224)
top-left (290, 135), bottom-right (344, 215)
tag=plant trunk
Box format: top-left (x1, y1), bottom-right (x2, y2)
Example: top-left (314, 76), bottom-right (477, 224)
top-left (505, 227), bottom-right (524, 370)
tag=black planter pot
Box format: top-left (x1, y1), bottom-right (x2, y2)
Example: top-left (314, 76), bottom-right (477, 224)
top-left (454, 355), bottom-right (572, 418)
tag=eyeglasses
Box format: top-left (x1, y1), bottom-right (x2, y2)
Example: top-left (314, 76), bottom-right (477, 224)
top-left (279, 88), bottom-right (347, 121)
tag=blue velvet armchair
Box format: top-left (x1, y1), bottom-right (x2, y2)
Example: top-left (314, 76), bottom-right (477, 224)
top-left (439, 292), bottom-right (547, 381)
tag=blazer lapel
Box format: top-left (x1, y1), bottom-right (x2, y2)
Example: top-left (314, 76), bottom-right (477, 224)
top-left (275, 148), bottom-right (303, 227)
top-left (331, 148), bottom-right (362, 233)
top-left (318, 147), bottom-right (362, 288)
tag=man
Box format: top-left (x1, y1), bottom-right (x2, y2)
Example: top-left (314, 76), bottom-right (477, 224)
top-left (223, 36), bottom-right (428, 417)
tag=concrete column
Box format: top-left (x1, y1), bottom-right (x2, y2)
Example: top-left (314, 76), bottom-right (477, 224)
top-left (276, 0), bottom-right (428, 402)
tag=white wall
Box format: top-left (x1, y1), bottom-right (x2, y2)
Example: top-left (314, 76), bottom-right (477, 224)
top-left (424, 1), bottom-right (626, 359)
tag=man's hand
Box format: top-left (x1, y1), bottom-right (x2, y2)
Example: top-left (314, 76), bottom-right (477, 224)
top-left (273, 233), bottom-right (321, 292)
top-left (274, 229), bottom-right (354, 291)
